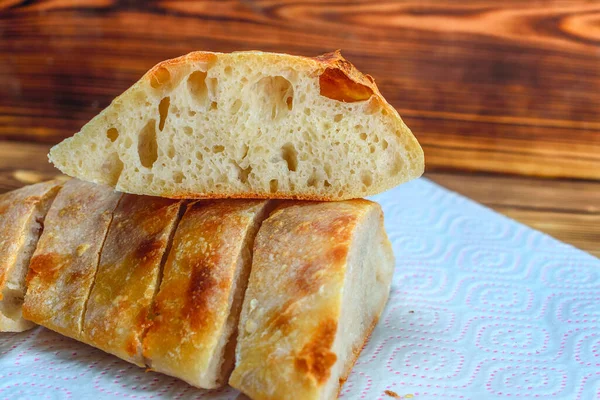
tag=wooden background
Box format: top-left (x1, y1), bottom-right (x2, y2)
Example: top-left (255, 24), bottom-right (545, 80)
top-left (0, 0), bottom-right (599, 255)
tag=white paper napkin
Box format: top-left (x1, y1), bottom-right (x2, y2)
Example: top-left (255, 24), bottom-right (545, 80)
top-left (1, 178), bottom-right (598, 400)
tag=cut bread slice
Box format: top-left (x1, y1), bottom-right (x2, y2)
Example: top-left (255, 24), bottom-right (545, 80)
top-left (82, 195), bottom-right (183, 366)
top-left (0, 180), bottom-right (62, 332)
top-left (142, 199), bottom-right (271, 388)
top-left (23, 179), bottom-right (122, 339)
top-left (229, 200), bottom-right (394, 400)
top-left (49, 50), bottom-right (424, 200)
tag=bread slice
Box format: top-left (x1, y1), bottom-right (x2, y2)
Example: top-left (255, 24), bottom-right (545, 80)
top-left (142, 199), bottom-right (272, 388)
top-left (23, 179), bottom-right (122, 339)
top-left (49, 50), bottom-right (424, 200)
top-left (82, 194), bottom-right (183, 366)
top-left (229, 200), bottom-right (394, 400)
top-left (0, 181), bottom-right (62, 332)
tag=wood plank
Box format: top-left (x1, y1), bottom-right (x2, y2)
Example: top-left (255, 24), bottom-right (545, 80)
top-left (0, 141), bottom-right (63, 192)
top-left (498, 208), bottom-right (600, 259)
top-left (427, 172), bottom-right (600, 214)
top-left (427, 172), bottom-right (600, 257)
top-left (1, 1), bottom-right (599, 178)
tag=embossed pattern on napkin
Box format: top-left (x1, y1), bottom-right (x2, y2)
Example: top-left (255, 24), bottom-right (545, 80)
top-left (1, 178), bottom-right (598, 399)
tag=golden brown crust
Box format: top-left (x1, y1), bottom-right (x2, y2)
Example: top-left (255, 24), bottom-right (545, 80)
top-left (314, 50), bottom-right (381, 103)
top-left (229, 200), bottom-right (376, 399)
top-left (142, 199), bottom-right (270, 388)
top-left (82, 195), bottom-right (183, 366)
top-left (144, 51), bottom-right (218, 92)
top-left (23, 179), bottom-right (121, 338)
top-left (294, 319), bottom-right (339, 385)
top-left (0, 180), bottom-right (63, 332)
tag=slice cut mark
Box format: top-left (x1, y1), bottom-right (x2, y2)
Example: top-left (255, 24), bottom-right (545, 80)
top-left (22, 179), bottom-right (122, 339)
top-left (82, 195), bottom-right (184, 366)
top-left (142, 199), bottom-right (273, 389)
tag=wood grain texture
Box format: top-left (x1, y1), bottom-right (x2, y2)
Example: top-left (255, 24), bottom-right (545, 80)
top-left (428, 172), bottom-right (600, 257)
top-left (1, 0), bottom-right (600, 178)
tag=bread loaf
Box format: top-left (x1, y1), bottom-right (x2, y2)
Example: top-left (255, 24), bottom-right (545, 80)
top-left (23, 179), bottom-right (122, 338)
top-left (49, 50), bottom-right (424, 200)
top-left (143, 199), bottom-right (271, 388)
top-left (229, 200), bottom-right (394, 400)
top-left (0, 181), bottom-right (62, 332)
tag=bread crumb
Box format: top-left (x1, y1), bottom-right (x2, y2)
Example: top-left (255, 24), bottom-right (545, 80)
top-left (385, 390), bottom-right (400, 398)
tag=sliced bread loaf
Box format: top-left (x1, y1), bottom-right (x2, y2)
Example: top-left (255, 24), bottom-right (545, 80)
top-left (49, 50), bottom-right (424, 200)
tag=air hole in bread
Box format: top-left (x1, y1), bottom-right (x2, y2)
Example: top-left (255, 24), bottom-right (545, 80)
top-left (304, 108), bottom-right (311, 116)
top-left (138, 119), bottom-right (158, 168)
top-left (183, 126), bottom-right (193, 136)
top-left (359, 132), bottom-right (367, 141)
top-left (319, 67), bottom-right (373, 102)
top-left (324, 180), bottom-right (331, 187)
top-left (369, 145), bottom-right (376, 154)
top-left (238, 165), bottom-right (252, 184)
top-left (187, 71), bottom-right (209, 107)
top-left (240, 144), bottom-right (249, 159)
top-left (167, 145), bottom-right (175, 159)
top-left (213, 145), bottom-right (225, 153)
top-left (281, 143), bottom-right (298, 172)
top-left (188, 110), bottom-right (196, 117)
top-left (255, 76), bottom-right (294, 120)
top-left (124, 137), bottom-right (133, 149)
top-left (324, 163), bottom-right (332, 178)
top-left (106, 128), bottom-right (119, 142)
top-left (231, 99), bottom-right (242, 114)
top-left (334, 114), bottom-right (343, 122)
top-left (207, 77), bottom-right (218, 97)
top-left (150, 67), bottom-right (171, 89)
top-left (382, 139), bottom-right (389, 150)
top-left (269, 179), bottom-right (278, 193)
top-left (361, 171), bottom-right (373, 187)
top-left (158, 97), bottom-right (170, 131)
top-left (391, 158), bottom-right (403, 176)
top-left (173, 171), bottom-right (184, 183)
top-left (102, 153), bottom-right (124, 186)
top-left (224, 66), bottom-right (233, 76)
top-left (373, 136), bottom-right (380, 143)
top-left (210, 101), bottom-right (218, 110)
top-left (195, 151), bottom-right (203, 161)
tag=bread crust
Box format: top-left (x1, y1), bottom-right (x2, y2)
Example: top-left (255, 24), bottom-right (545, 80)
top-left (0, 180), bottom-right (63, 332)
top-left (82, 195), bottom-right (183, 366)
top-left (23, 179), bottom-right (122, 338)
top-left (142, 199), bottom-right (271, 388)
top-left (229, 199), bottom-right (392, 400)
